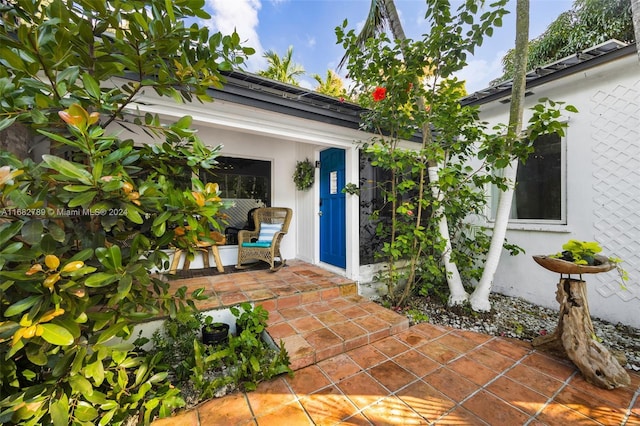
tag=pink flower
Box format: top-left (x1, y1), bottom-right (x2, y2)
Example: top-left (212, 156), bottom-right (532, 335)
top-left (339, 97), bottom-right (345, 103)
top-left (407, 210), bottom-right (414, 216)
top-left (372, 86), bottom-right (386, 102)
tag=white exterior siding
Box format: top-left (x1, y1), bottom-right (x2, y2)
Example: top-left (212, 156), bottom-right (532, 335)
top-left (476, 53), bottom-right (640, 328)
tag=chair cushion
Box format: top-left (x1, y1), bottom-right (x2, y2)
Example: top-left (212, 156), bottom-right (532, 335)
top-left (242, 241), bottom-right (272, 248)
top-left (257, 223), bottom-right (282, 243)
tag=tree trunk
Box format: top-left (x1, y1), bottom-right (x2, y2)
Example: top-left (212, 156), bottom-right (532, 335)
top-left (471, 0), bottom-right (529, 311)
top-left (383, 0), bottom-right (407, 42)
top-left (632, 0), bottom-right (640, 62)
top-left (428, 165), bottom-right (469, 305)
top-left (470, 163), bottom-right (517, 311)
top-left (533, 278), bottom-right (631, 389)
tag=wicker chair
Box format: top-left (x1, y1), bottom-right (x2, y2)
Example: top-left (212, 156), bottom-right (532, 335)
top-left (236, 207), bottom-right (292, 271)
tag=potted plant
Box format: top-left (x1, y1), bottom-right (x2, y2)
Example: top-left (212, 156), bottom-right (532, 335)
top-left (533, 239), bottom-right (627, 286)
top-left (201, 316), bottom-right (230, 346)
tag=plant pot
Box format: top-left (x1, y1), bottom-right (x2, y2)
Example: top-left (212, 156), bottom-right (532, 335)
top-left (202, 323), bottom-right (229, 346)
top-left (532, 254), bottom-right (615, 275)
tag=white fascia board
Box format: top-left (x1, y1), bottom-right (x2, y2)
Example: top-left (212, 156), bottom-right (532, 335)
top-left (129, 93), bottom-right (372, 147)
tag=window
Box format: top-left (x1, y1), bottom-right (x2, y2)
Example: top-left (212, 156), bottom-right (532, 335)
top-left (491, 132), bottom-right (565, 224)
top-left (204, 156), bottom-right (271, 204)
top-left (201, 156), bottom-right (271, 242)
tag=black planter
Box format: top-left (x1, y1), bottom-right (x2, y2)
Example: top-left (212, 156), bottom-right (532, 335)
top-left (202, 323), bottom-right (229, 346)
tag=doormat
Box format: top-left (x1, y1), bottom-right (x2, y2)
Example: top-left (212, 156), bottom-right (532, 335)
top-left (167, 262), bottom-right (286, 279)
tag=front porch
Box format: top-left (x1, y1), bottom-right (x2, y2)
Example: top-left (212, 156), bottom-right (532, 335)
top-left (154, 261), bottom-right (640, 425)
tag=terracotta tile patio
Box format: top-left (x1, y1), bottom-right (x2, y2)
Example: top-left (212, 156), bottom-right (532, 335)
top-left (153, 260), bottom-right (640, 425)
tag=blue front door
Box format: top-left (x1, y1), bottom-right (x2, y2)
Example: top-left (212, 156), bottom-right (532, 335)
top-left (319, 148), bottom-right (346, 268)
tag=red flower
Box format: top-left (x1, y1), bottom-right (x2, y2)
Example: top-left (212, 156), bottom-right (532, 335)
top-left (372, 86), bottom-right (386, 102)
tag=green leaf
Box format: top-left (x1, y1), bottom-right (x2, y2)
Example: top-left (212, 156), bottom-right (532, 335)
top-left (21, 219), bottom-right (44, 245)
top-left (98, 409), bottom-right (116, 426)
top-left (125, 207), bottom-right (143, 224)
top-left (84, 272), bottom-right (118, 287)
top-left (63, 184), bottom-right (94, 192)
top-left (56, 66), bottom-right (80, 85)
top-left (4, 295), bottom-right (42, 317)
top-left (50, 392), bottom-right (70, 426)
top-left (40, 323), bottom-right (74, 346)
top-left (69, 374), bottom-right (93, 396)
top-left (85, 359), bottom-right (105, 386)
top-left (165, 0), bottom-right (175, 21)
top-left (74, 401), bottom-right (99, 422)
top-left (249, 355), bottom-right (260, 372)
top-left (68, 190), bottom-right (97, 208)
top-left (0, 47), bottom-right (27, 71)
top-left (25, 344), bottom-right (48, 366)
top-left (96, 321), bottom-right (127, 344)
top-left (82, 73), bottom-right (101, 99)
top-left (0, 116), bottom-right (17, 132)
top-left (41, 155), bottom-right (93, 185)
top-left (0, 221), bottom-right (23, 246)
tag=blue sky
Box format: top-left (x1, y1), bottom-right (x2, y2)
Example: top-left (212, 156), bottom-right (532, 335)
top-left (202, 0), bottom-right (574, 94)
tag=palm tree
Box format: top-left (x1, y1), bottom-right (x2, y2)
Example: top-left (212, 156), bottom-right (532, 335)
top-left (340, 0), bottom-right (469, 306)
top-left (312, 70), bottom-right (347, 98)
top-left (470, 0), bottom-right (530, 311)
top-left (258, 46), bottom-right (305, 86)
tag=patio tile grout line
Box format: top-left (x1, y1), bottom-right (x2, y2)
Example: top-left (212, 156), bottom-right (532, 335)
top-left (523, 369), bottom-right (579, 426)
top-left (431, 338), bottom-right (538, 424)
top-left (622, 383), bottom-right (640, 425)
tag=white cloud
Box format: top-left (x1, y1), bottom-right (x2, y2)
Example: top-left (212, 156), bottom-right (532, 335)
top-left (203, 0), bottom-right (266, 72)
top-left (454, 50), bottom-right (506, 94)
top-left (306, 36), bottom-right (316, 48)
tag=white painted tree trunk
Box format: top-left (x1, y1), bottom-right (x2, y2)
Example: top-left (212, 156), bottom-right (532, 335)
top-left (632, 0), bottom-right (640, 62)
top-left (469, 162), bottom-right (518, 311)
top-left (428, 165), bottom-right (469, 306)
top-left (470, 0), bottom-right (529, 312)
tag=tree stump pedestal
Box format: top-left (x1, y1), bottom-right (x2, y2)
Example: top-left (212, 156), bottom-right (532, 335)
top-left (532, 276), bottom-right (630, 389)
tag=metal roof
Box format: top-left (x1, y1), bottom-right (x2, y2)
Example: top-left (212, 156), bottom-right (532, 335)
top-left (209, 70), bottom-right (366, 129)
top-left (461, 39), bottom-right (635, 106)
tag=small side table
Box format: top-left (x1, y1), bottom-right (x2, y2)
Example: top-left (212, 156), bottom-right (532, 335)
top-left (169, 231), bottom-right (226, 274)
top-left (169, 245), bottom-right (224, 274)
top-left (532, 255), bottom-right (630, 389)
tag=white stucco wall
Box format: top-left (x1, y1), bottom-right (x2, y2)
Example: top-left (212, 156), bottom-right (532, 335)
top-left (476, 53), bottom-right (640, 328)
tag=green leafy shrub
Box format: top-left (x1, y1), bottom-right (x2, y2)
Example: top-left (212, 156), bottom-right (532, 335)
top-left (0, 1), bottom-right (254, 424)
top-left (231, 302), bottom-right (269, 336)
top-left (150, 304), bottom-right (292, 403)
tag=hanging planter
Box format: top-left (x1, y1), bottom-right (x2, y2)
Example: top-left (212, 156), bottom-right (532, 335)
top-left (293, 158), bottom-right (315, 191)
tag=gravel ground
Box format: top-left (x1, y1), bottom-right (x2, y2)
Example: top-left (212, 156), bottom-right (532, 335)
top-left (403, 292), bottom-right (640, 371)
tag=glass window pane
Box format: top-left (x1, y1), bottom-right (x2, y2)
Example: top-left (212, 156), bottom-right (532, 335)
top-left (490, 132), bottom-right (564, 223)
top-left (514, 133), bottom-right (562, 220)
